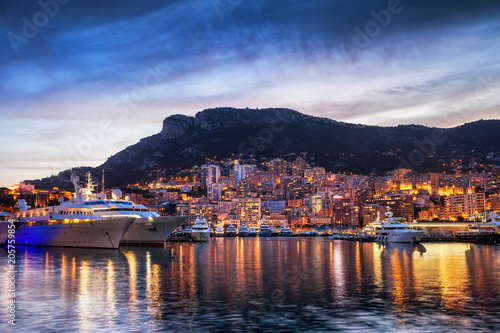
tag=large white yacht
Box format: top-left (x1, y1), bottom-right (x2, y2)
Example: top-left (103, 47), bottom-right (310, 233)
top-left (11, 174), bottom-right (133, 249)
top-left (361, 207), bottom-right (424, 243)
top-left (190, 216), bottom-right (210, 242)
top-left (80, 172), bottom-right (187, 245)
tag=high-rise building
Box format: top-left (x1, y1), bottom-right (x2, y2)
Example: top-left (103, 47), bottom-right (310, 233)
top-left (201, 164), bottom-right (220, 187)
top-left (361, 204), bottom-right (386, 226)
top-left (207, 183), bottom-right (223, 201)
top-left (374, 193), bottom-right (414, 221)
top-left (330, 196), bottom-right (359, 228)
top-left (310, 193), bottom-right (323, 213)
top-left (270, 158), bottom-right (287, 176)
top-left (233, 160), bottom-right (250, 187)
top-left (236, 198), bottom-right (261, 221)
top-left (445, 192), bottom-right (486, 219)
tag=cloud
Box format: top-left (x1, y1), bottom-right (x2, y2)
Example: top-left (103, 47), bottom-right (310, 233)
top-left (0, 0), bottom-right (499, 185)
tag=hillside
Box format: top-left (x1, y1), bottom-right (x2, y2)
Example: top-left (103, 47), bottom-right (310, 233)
top-left (28, 108), bottom-right (500, 189)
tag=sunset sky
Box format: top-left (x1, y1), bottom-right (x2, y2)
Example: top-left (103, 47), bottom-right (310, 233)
top-left (1, 0), bottom-right (499, 187)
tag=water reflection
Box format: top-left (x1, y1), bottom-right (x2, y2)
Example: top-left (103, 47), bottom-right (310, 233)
top-left (1, 241), bottom-right (500, 331)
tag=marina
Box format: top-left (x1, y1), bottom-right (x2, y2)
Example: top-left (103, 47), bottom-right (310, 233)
top-left (2, 239), bottom-right (500, 332)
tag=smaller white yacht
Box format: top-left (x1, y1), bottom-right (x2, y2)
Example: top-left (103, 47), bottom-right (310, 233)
top-left (238, 224), bottom-right (249, 237)
top-left (248, 227), bottom-right (257, 237)
top-left (279, 221), bottom-right (292, 237)
top-left (191, 216), bottom-right (210, 242)
top-left (456, 212), bottom-right (500, 243)
top-left (225, 224), bottom-right (237, 237)
top-left (214, 225), bottom-right (225, 237)
top-left (327, 231), bottom-right (341, 240)
top-left (259, 223), bottom-right (271, 237)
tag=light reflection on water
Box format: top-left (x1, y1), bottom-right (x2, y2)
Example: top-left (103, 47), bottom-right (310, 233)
top-left (0, 240), bottom-right (500, 332)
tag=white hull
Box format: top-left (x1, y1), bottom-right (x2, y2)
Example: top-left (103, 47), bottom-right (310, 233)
top-left (191, 230), bottom-right (210, 242)
top-left (121, 216), bottom-right (187, 245)
top-left (14, 218), bottom-right (134, 249)
top-left (0, 221), bottom-right (9, 246)
top-left (374, 230), bottom-right (424, 243)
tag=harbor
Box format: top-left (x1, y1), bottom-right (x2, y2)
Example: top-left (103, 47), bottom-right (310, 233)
top-left (2, 239), bottom-right (500, 332)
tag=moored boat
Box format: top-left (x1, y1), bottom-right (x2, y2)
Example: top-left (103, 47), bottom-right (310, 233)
top-left (238, 224), bottom-right (249, 237)
top-left (456, 212), bottom-right (500, 243)
top-left (225, 224), bottom-right (237, 237)
top-left (279, 222), bottom-right (293, 237)
top-left (214, 225), bottom-right (225, 237)
top-left (11, 198), bottom-right (133, 249)
top-left (259, 223), bottom-right (271, 237)
top-left (0, 212), bottom-right (11, 247)
top-left (361, 207), bottom-right (424, 243)
top-left (191, 216), bottom-right (210, 242)
top-left (248, 227), bottom-right (257, 237)
top-left (79, 172), bottom-right (186, 245)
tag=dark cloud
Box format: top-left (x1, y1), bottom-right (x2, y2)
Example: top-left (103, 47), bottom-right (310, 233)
top-left (1, 0), bottom-right (499, 186)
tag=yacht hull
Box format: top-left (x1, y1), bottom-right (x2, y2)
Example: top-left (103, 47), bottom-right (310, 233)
top-left (121, 216), bottom-right (188, 245)
top-left (0, 221), bottom-right (12, 246)
top-left (456, 233), bottom-right (500, 243)
top-left (14, 218), bottom-right (134, 249)
top-left (374, 230), bottom-right (424, 243)
top-left (191, 231), bottom-right (210, 242)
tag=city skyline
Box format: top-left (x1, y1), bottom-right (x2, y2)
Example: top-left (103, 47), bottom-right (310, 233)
top-left (1, 0), bottom-right (499, 187)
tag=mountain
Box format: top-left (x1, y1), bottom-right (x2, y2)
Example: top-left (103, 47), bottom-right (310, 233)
top-left (28, 107), bottom-right (500, 189)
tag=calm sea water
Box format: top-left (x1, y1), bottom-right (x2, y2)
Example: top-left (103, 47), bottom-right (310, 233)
top-left (1, 239), bottom-right (500, 332)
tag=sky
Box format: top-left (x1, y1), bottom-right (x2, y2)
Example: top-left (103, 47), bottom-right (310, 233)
top-left (0, 0), bottom-right (499, 187)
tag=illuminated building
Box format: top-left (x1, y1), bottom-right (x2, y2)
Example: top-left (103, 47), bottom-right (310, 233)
top-left (207, 183), bottom-right (223, 201)
top-left (310, 216), bottom-right (331, 225)
top-left (236, 198), bottom-right (261, 221)
top-left (330, 196), bottom-right (359, 228)
top-left (233, 160), bottom-right (245, 187)
top-left (201, 164), bottom-right (220, 186)
top-left (188, 203), bottom-right (213, 217)
top-left (374, 193), bottom-right (414, 221)
top-left (310, 193), bottom-right (324, 213)
top-left (487, 194), bottom-right (500, 211)
top-left (361, 204), bottom-right (386, 226)
top-left (445, 193), bottom-right (486, 219)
